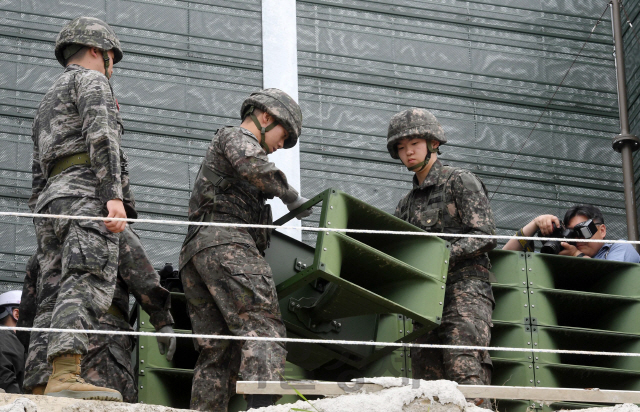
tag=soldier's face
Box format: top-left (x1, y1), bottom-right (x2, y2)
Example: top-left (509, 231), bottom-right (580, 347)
top-left (264, 123), bottom-right (288, 153)
top-left (397, 138), bottom-right (428, 168)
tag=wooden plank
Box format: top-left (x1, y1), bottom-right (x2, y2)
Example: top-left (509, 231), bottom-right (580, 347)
top-left (237, 381), bottom-right (640, 403)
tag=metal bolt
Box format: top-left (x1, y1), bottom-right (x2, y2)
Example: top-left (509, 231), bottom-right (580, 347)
top-left (530, 291), bottom-right (534, 294)
top-left (537, 380), bottom-right (541, 384)
top-left (522, 268), bottom-right (525, 271)
top-left (141, 322), bottom-right (145, 325)
top-left (530, 380), bottom-right (533, 383)
top-left (524, 304), bottom-right (528, 307)
top-left (326, 232), bottom-right (330, 235)
top-left (312, 324), bottom-right (317, 328)
top-left (140, 386), bottom-right (144, 389)
top-left (399, 330), bottom-right (403, 333)
top-left (439, 302), bottom-right (443, 305)
top-left (140, 346), bottom-right (144, 349)
top-left (530, 281), bottom-right (533, 285)
top-left (531, 305), bottom-right (535, 308)
top-left (327, 222), bottom-right (331, 225)
top-left (536, 366), bottom-right (539, 369)
top-left (522, 282), bottom-right (526, 285)
top-left (323, 248), bottom-right (327, 251)
top-left (442, 276), bottom-right (445, 279)
top-left (523, 291), bottom-right (526, 294)
top-left (535, 357), bottom-right (539, 360)
top-left (408, 369), bottom-right (411, 372)
top-left (401, 368), bottom-right (404, 371)
top-left (531, 404), bottom-right (535, 408)
top-left (528, 356), bottom-right (532, 359)
top-left (529, 268), bottom-right (532, 271)
top-left (141, 369), bottom-right (145, 373)
top-left (527, 342), bottom-right (531, 345)
top-left (441, 286), bottom-right (445, 289)
top-left (302, 264), bottom-right (307, 269)
top-left (330, 206), bottom-right (333, 209)
top-left (141, 360), bottom-right (144, 363)
top-left (444, 260), bottom-right (448, 264)
top-left (529, 365), bottom-right (532, 369)
top-left (534, 343), bottom-right (538, 346)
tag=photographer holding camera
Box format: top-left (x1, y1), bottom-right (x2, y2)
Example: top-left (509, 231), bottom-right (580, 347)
top-left (503, 205), bottom-right (640, 263)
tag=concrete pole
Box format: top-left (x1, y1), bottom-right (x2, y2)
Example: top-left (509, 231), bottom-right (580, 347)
top-left (610, 0), bottom-right (640, 248)
top-left (262, 0), bottom-right (302, 240)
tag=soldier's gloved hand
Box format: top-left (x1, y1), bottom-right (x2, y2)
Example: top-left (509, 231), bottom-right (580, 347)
top-left (286, 195), bottom-right (313, 219)
top-left (156, 325), bottom-right (176, 361)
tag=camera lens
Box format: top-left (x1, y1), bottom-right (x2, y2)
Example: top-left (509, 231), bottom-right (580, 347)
top-left (540, 241), bottom-right (563, 254)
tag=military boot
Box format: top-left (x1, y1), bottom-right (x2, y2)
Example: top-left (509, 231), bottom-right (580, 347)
top-left (245, 394), bottom-right (275, 410)
top-left (31, 385), bottom-right (46, 395)
top-left (44, 354), bottom-right (123, 401)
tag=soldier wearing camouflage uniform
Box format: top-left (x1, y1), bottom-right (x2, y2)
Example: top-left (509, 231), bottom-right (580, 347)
top-left (20, 227), bottom-right (176, 402)
top-left (387, 109), bottom-right (496, 408)
top-left (29, 16), bottom-right (131, 401)
top-left (180, 89), bottom-right (311, 411)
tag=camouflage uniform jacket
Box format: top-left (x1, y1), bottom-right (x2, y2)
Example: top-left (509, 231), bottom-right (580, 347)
top-left (29, 64), bottom-right (123, 212)
top-left (180, 126), bottom-right (298, 268)
top-left (394, 160), bottom-right (497, 277)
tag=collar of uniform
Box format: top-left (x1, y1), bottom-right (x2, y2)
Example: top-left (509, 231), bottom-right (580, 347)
top-left (239, 126), bottom-right (265, 151)
top-left (64, 64), bottom-right (85, 73)
top-left (412, 160), bottom-right (443, 189)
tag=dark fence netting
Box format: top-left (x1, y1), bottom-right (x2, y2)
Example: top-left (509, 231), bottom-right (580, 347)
top-left (296, 0), bottom-right (629, 247)
top-left (0, 0), bottom-right (262, 282)
top-left (0, 0), bottom-right (637, 282)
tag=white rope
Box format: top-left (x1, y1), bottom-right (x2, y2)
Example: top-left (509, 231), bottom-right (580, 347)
top-left (1, 325), bottom-right (638, 358)
top-left (0, 211), bottom-right (633, 245)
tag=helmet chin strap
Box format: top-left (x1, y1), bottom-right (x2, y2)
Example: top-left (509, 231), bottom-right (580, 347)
top-left (407, 141), bottom-right (438, 172)
top-left (245, 105), bottom-right (276, 153)
top-left (102, 50), bottom-right (111, 79)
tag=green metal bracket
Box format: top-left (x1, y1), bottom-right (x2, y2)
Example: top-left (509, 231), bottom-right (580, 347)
top-left (266, 188), bottom-right (450, 371)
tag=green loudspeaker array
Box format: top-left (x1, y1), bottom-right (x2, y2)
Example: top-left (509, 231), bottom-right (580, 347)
top-left (526, 252), bottom-right (640, 393)
top-left (487, 250), bottom-right (536, 387)
top-left (270, 188), bottom-right (450, 371)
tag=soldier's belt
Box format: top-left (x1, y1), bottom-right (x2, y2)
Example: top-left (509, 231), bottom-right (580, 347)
top-left (49, 152), bottom-right (90, 178)
top-left (106, 304), bottom-right (127, 321)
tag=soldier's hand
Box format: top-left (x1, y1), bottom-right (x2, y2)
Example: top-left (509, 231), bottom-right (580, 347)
top-left (105, 199), bottom-right (127, 233)
top-left (286, 195), bottom-right (313, 219)
top-left (156, 325), bottom-right (176, 361)
top-left (533, 214), bottom-right (561, 236)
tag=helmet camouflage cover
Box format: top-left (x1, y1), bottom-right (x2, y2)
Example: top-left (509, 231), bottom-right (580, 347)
top-left (386, 108), bottom-right (447, 159)
top-left (55, 16), bottom-right (123, 67)
top-left (240, 88), bottom-right (303, 149)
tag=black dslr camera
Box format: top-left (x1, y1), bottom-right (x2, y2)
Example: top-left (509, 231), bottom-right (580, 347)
top-left (539, 219), bottom-right (598, 254)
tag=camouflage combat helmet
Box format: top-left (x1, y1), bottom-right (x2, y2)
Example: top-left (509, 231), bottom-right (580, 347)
top-left (55, 16), bottom-right (123, 79)
top-left (241, 88), bottom-right (303, 153)
top-left (387, 108), bottom-right (447, 172)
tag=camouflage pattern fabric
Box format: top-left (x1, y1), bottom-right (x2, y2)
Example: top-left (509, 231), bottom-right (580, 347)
top-left (240, 88), bottom-right (303, 149)
top-left (22, 226), bottom-right (173, 401)
top-left (31, 196), bottom-right (119, 364)
top-left (180, 123), bottom-right (294, 410)
top-left (181, 243), bottom-right (286, 411)
top-left (29, 64), bottom-right (123, 213)
top-left (54, 17), bottom-right (123, 67)
top-left (180, 126), bottom-right (298, 263)
top-left (394, 160), bottom-right (497, 264)
top-left (394, 159), bottom-right (496, 391)
top-left (410, 279), bottom-right (493, 385)
top-left (386, 108), bottom-right (447, 159)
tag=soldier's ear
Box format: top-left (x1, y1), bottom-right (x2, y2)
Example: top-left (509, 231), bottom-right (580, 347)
top-left (431, 140), bottom-right (440, 149)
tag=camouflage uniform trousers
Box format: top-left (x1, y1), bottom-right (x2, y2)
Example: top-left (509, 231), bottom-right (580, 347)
top-left (23, 225), bottom-right (166, 402)
top-left (181, 242), bottom-right (286, 412)
top-left (29, 196), bottom-right (119, 370)
top-left (411, 278), bottom-right (494, 386)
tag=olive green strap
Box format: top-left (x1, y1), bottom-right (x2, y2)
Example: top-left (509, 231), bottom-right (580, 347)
top-left (49, 152), bottom-right (90, 178)
top-left (244, 105), bottom-right (276, 153)
top-left (200, 165), bottom-right (233, 191)
top-left (102, 49), bottom-right (111, 79)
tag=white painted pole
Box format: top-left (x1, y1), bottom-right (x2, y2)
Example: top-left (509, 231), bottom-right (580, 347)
top-left (262, 0), bottom-right (302, 241)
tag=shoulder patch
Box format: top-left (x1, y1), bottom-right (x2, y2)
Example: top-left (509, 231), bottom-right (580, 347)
top-left (460, 172), bottom-right (483, 192)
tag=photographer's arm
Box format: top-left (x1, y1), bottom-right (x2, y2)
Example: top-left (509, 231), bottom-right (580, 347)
top-left (502, 214), bottom-right (561, 250)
